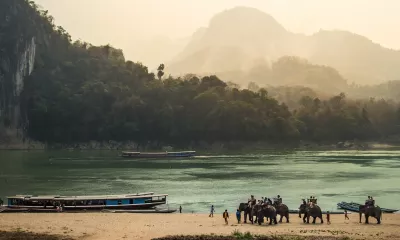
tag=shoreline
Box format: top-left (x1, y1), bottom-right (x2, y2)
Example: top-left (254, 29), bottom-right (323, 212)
top-left (0, 213), bottom-right (398, 240)
top-left (1, 140), bottom-right (400, 151)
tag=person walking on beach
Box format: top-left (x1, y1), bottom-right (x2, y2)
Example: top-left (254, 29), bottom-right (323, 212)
top-left (179, 205), bottom-right (182, 213)
top-left (344, 210), bottom-right (349, 220)
top-left (236, 209), bottom-right (241, 224)
top-left (223, 209), bottom-right (229, 225)
top-left (326, 211), bottom-right (331, 224)
top-left (209, 205), bottom-right (215, 217)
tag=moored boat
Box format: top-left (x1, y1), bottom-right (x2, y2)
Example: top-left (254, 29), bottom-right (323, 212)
top-left (337, 201), bottom-right (398, 213)
top-left (4, 192), bottom-right (169, 211)
top-left (121, 151), bottom-right (196, 159)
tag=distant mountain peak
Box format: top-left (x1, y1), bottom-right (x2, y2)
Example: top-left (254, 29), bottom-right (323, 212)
top-left (168, 6), bottom-right (400, 85)
top-left (208, 6), bottom-right (287, 35)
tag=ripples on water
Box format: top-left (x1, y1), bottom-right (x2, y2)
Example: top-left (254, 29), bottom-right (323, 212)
top-left (0, 150), bottom-right (399, 213)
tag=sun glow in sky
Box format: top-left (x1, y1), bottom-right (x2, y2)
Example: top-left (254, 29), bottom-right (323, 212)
top-left (33, 0), bottom-right (400, 65)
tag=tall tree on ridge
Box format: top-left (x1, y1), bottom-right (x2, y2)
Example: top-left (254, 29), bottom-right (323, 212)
top-left (157, 64), bottom-right (165, 81)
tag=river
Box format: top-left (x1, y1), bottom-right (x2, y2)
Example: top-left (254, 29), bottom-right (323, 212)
top-left (0, 150), bottom-right (399, 213)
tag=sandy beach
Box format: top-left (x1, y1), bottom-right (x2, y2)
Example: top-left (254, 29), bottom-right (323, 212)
top-left (0, 213), bottom-right (399, 240)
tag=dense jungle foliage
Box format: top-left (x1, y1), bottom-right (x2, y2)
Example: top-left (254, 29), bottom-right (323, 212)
top-left (2, 0), bottom-right (400, 146)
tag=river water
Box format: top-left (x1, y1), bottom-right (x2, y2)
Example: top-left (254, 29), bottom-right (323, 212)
top-left (0, 150), bottom-right (399, 213)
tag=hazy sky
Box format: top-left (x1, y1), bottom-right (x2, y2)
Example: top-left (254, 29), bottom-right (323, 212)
top-left (34, 0), bottom-right (400, 61)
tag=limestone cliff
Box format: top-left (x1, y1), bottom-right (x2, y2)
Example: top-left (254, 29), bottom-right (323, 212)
top-left (0, 0), bottom-right (38, 142)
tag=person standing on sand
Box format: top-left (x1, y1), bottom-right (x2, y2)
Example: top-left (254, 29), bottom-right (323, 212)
top-left (223, 209), bottom-right (229, 225)
top-left (209, 205), bottom-right (215, 217)
top-left (344, 210), bottom-right (349, 220)
top-left (236, 209), bottom-right (241, 224)
top-left (179, 205), bottom-right (182, 213)
top-left (326, 211), bottom-right (331, 224)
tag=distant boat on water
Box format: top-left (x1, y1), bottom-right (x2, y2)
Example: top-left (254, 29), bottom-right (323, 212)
top-left (1, 192), bottom-right (171, 212)
top-left (337, 201), bottom-right (398, 213)
top-left (120, 151), bottom-right (196, 159)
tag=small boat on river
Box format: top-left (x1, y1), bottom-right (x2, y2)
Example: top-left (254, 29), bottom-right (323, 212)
top-left (3, 192), bottom-right (170, 212)
top-left (121, 151), bottom-right (196, 159)
top-left (337, 201), bottom-right (398, 213)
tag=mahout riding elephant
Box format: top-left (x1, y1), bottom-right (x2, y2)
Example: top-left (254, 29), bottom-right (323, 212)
top-left (238, 203), bottom-right (253, 223)
top-left (273, 202), bottom-right (289, 223)
top-left (256, 205), bottom-right (278, 225)
top-left (359, 205), bottom-right (382, 224)
top-left (298, 202), bottom-right (323, 224)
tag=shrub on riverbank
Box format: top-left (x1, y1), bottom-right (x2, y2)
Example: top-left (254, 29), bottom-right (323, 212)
top-left (153, 231), bottom-right (352, 240)
top-left (0, 230), bottom-right (72, 240)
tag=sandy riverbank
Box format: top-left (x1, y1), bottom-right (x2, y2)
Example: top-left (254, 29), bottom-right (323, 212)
top-left (0, 213), bottom-right (399, 240)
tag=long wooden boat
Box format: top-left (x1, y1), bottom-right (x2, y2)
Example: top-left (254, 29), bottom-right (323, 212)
top-left (121, 151), bottom-right (196, 159)
top-left (337, 201), bottom-right (398, 213)
top-left (4, 192), bottom-right (169, 211)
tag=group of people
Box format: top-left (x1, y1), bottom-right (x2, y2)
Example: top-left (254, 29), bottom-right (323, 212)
top-left (248, 195), bottom-right (283, 207)
top-left (301, 196), bottom-right (318, 206)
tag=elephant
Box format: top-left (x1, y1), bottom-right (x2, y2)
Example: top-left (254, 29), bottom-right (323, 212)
top-left (298, 203), bottom-right (323, 224)
top-left (359, 205), bottom-right (382, 224)
top-left (238, 203), bottom-right (253, 224)
top-left (273, 202), bottom-right (289, 223)
top-left (256, 205), bottom-right (278, 225)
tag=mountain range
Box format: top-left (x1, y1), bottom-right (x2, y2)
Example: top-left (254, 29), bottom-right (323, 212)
top-left (165, 7), bottom-right (400, 87)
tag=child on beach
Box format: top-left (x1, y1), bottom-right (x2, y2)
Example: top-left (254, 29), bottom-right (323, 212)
top-left (223, 209), bottom-right (229, 225)
top-left (209, 205), bottom-right (215, 217)
top-left (344, 210), bottom-right (349, 220)
top-left (236, 209), bottom-right (241, 224)
top-left (326, 211), bottom-right (331, 224)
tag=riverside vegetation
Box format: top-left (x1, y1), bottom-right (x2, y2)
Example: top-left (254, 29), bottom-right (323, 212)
top-left (2, 0), bottom-right (400, 149)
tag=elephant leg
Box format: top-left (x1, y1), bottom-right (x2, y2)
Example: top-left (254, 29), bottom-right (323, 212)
top-left (312, 216), bottom-right (316, 224)
top-left (269, 217), bottom-right (272, 225)
top-left (286, 214), bottom-right (290, 223)
top-left (274, 217), bottom-right (278, 225)
top-left (279, 214), bottom-right (283, 223)
top-left (303, 215), bottom-right (307, 223)
top-left (377, 216), bottom-right (381, 224)
top-left (365, 215), bottom-right (369, 224)
top-left (320, 215), bottom-right (324, 224)
top-left (306, 215), bottom-right (310, 224)
top-left (244, 212), bottom-right (247, 223)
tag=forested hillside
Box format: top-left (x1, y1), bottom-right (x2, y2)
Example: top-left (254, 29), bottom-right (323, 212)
top-left (2, 0), bottom-right (400, 148)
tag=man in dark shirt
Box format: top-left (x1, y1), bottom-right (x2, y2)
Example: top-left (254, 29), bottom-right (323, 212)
top-left (223, 209), bottom-right (229, 225)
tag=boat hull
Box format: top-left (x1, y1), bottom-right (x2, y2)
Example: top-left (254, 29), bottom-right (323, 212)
top-left (5, 193), bottom-right (169, 212)
top-left (337, 201), bottom-right (398, 213)
top-left (121, 151), bottom-right (196, 159)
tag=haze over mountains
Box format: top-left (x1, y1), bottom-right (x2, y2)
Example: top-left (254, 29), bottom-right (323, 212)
top-left (167, 7), bottom-right (400, 87)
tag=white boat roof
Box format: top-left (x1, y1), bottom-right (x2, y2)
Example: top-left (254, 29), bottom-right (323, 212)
top-left (7, 192), bottom-right (168, 200)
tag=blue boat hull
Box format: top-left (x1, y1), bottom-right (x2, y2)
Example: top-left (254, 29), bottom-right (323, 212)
top-left (121, 151), bottom-right (196, 159)
top-left (337, 201), bottom-right (398, 213)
